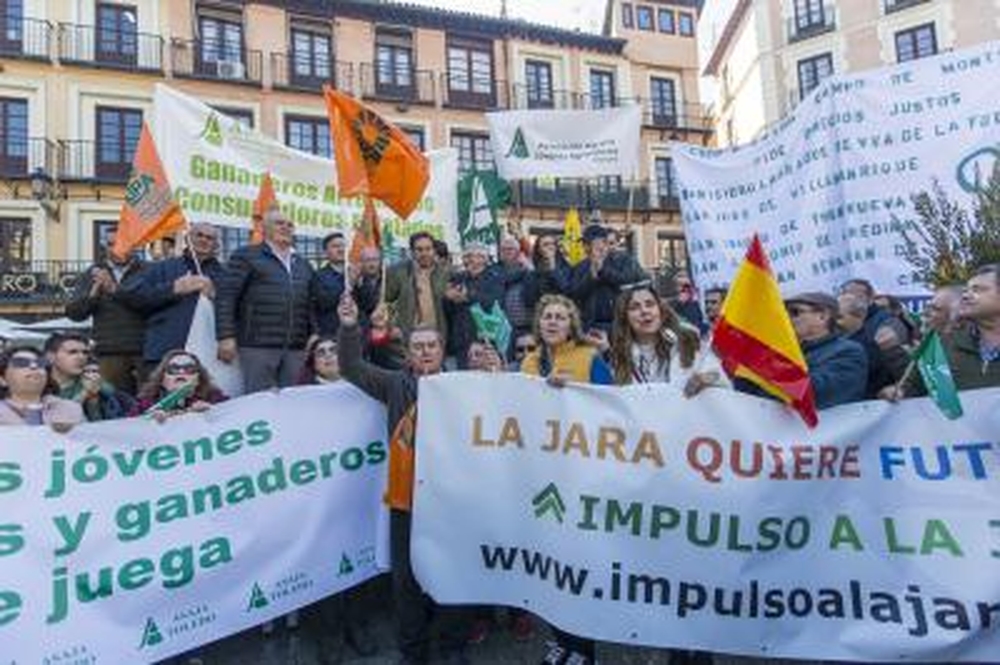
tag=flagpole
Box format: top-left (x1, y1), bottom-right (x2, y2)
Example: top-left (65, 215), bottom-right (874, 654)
top-left (184, 230), bottom-right (203, 276)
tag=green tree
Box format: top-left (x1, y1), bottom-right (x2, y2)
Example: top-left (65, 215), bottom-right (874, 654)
top-left (899, 164), bottom-right (1000, 288)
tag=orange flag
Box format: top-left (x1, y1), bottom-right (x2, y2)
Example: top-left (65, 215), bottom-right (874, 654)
top-left (711, 235), bottom-right (818, 427)
top-left (349, 196), bottom-right (382, 265)
top-left (113, 123), bottom-right (186, 259)
top-left (251, 172), bottom-right (277, 244)
top-left (323, 86), bottom-right (429, 219)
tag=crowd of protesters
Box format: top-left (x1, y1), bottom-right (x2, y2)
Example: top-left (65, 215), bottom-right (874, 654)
top-left (2, 203), bottom-right (1000, 665)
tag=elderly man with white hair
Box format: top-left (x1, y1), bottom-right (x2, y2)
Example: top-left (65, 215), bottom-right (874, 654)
top-left (444, 241), bottom-right (507, 368)
top-left (214, 205), bottom-right (318, 393)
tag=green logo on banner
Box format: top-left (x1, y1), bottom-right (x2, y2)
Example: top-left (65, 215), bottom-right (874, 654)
top-left (532, 483), bottom-right (566, 523)
top-left (199, 112), bottom-right (225, 147)
top-left (956, 145), bottom-right (1000, 193)
top-left (247, 582), bottom-right (269, 610)
top-left (338, 553), bottom-right (355, 577)
top-left (139, 617), bottom-right (164, 649)
top-left (506, 127), bottom-right (530, 159)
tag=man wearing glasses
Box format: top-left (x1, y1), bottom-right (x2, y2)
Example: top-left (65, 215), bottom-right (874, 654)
top-left (783, 292), bottom-right (868, 409)
top-left (215, 206), bottom-right (318, 393)
top-left (121, 222), bottom-right (225, 378)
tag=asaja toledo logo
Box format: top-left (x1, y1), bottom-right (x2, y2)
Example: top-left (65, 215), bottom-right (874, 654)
top-left (198, 112), bottom-right (225, 147)
top-left (338, 552), bottom-right (355, 577)
top-left (139, 617), bottom-right (164, 649)
top-left (506, 127), bottom-right (530, 159)
top-left (247, 582), bottom-right (269, 611)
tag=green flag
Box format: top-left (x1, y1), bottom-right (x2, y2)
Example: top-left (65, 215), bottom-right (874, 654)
top-left (913, 331), bottom-right (963, 419)
top-left (457, 170), bottom-right (510, 253)
top-left (144, 382), bottom-right (196, 417)
top-left (471, 302), bottom-right (513, 357)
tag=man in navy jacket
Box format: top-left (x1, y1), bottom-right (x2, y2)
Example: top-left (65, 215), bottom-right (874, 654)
top-left (120, 223), bottom-right (224, 375)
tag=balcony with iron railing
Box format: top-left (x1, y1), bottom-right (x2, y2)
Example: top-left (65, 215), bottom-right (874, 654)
top-left (358, 62), bottom-right (435, 106)
top-left (0, 260), bottom-right (91, 305)
top-left (575, 94), bottom-right (640, 111)
top-left (58, 140), bottom-right (133, 183)
top-left (884, 0), bottom-right (932, 13)
top-left (441, 75), bottom-right (507, 110)
top-left (271, 52), bottom-right (352, 94)
top-left (0, 15), bottom-right (52, 60)
top-left (170, 39), bottom-right (263, 86)
top-left (58, 22), bottom-right (164, 72)
top-left (787, 5), bottom-right (836, 43)
top-left (518, 179), bottom-right (679, 212)
top-left (0, 138), bottom-right (57, 180)
top-left (640, 100), bottom-right (713, 133)
top-left (508, 84), bottom-right (578, 110)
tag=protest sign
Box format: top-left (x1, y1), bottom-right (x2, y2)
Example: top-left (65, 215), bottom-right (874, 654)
top-left (672, 40), bottom-right (1000, 297)
top-left (0, 385), bottom-right (388, 663)
top-left (487, 105), bottom-right (641, 179)
top-left (412, 373), bottom-right (1000, 662)
top-left (152, 84), bottom-right (460, 255)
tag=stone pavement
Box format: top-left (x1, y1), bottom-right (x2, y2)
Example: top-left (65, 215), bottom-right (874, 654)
top-left (160, 576), bottom-right (824, 665)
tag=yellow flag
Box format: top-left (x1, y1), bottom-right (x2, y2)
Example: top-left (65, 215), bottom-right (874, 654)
top-left (562, 207), bottom-right (585, 266)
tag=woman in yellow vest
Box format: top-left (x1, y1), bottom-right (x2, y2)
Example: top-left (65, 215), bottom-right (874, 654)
top-left (520, 294), bottom-right (612, 386)
top-left (520, 293), bottom-right (609, 665)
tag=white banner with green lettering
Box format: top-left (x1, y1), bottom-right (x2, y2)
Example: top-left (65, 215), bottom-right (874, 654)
top-left (412, 374), bottom-right (1000, 662)
top-left (0, 385), bottom-right (389, 664)
top-left (152, 84), bottom-right (460, 254)
top-left (672, 40), bottom-right (1000, 297)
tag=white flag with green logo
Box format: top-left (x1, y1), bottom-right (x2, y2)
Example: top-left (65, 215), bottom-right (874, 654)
top-left (486, 105), bottom-right (641, 179)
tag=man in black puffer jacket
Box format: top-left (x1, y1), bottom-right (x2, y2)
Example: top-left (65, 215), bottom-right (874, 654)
top-left (215, 206), bottom-right (318, 393)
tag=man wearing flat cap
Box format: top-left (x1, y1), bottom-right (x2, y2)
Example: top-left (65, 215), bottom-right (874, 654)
top-left (566, 222), bottom-right (646, 334)
top-left (783, 292), bottom-right (868, 409)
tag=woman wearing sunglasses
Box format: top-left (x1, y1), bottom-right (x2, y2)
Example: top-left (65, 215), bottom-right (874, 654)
top-left (0, 346), bottom-right (83, 428)
top-left (298, 336), bottom-right (341, 384)
top-left (130, 350), bottom-right (226, 421)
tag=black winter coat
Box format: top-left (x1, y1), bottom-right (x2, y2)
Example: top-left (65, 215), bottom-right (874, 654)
top-left (566, 251), bottom-right (647, 333)
top-left (65, 260), bottom-right (146, 355)
top-left (214, 244), bottom-right (317, 349)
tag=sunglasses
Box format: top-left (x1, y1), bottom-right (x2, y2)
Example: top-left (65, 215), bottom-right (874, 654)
top-left (7, 356), bottom-right (48, 370)
top-left (313, 345), bottom-right (337, 358)
top-left (165, 362), bottom-right (199, 376)
top-left (515, 344), bottom-right (537, 354)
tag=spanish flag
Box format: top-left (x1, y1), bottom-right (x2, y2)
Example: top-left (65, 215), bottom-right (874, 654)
top-left (711, 235), bottom-right (818, 427)
top-left (113, 122), bottom-right (186, 259)
top-left (349, 196), bottom-right (381, 265)
top-left (323, 87), bottom-right (429, 219)
top-left (250, 171), bottom-right (277, 245)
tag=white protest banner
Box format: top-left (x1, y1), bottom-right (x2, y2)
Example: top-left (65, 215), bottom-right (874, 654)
top-left (184, 294), bottom-right (243, 397)
top-left (152, 84), bottom-right (460, 254)
top-left (672, 40), bottom-right (1000, 297)
top-left (0, 385), bottom-right (389, 664)
top-left (487, 105), bottom-right (641, 180)
top-left (412, 374), bottom-right (1000, 662)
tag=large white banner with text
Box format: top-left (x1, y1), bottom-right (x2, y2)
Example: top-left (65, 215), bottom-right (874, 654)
top-left (487, 105), bottom-right (641, 179)
top-left (153, 84), bottom-right (460, 254)
top-left (0, 385), bottom-right (389, 664)
top-left (413, 374), bottom-right (1000, 662)
top-left (672, 40), bottom-right (1000, 297)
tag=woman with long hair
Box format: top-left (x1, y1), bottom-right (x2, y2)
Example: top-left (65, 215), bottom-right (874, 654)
top-left (130, 349), bottom-right (225, 420)
top-left (609, 283), bottom-right (727, 394)
top-left (610, 283), bottom-right (722, 665)
top-left (0, 345), bottom-right (82, 428)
